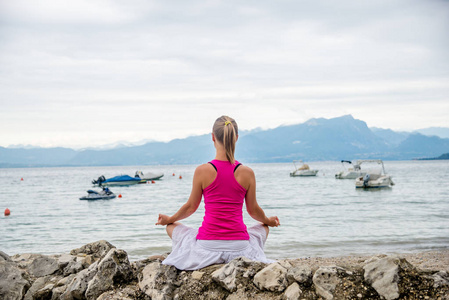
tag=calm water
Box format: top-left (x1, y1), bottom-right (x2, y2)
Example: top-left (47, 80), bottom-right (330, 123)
top-left (1, 160), bottom-right (448, 261)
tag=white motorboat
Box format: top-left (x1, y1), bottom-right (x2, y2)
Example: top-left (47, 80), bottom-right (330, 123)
top-left (355, 160), bottom-right (394, 188)
top-left (290, 160), bottom-right (319, 177)
top-left (135, 171), bottom-right (164, 183)
top-left (335, 160), bottom-right (366, 179)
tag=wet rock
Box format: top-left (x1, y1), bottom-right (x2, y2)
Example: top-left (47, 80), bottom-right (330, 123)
top-left (253, 262), bottom-right (289, 292)
top-left (363, 257), bottom-right (404, 300)
top-left (138, 260), bottom-right (177, 300)
top-left (0, 259), bottom-right (30, 300)
top-left (85, 248), bottom-right (134, 300)
top-left (312, 266), bottom-right (341, 300)
top-left (70, 240), bottom-right (115, 261)
top-left (283, 282), bottom-right (302, 300)
top-left (211, 256), bottom-right (255, 292)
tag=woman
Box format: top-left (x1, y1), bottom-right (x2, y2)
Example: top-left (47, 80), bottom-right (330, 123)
top-left (156, 115), bottom-right (280, 270)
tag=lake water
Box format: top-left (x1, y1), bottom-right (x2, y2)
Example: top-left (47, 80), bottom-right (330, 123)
top-left (1, 160), bottom-right (448, 261)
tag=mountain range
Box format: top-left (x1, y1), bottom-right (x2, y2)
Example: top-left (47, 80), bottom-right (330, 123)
top-left (1, 115), bottom-right (448, 167)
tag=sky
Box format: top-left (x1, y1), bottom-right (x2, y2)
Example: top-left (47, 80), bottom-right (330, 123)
top-left (0, 0), bottom-right (448, 149)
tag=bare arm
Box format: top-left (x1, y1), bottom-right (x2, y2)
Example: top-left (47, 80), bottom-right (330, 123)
top-left (155, 165), bottom-right (205, 225)
top-left (243, 167), bottom-right (280, 227)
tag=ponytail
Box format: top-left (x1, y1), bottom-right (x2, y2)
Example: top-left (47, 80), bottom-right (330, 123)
top-left (212, 116), bottom-right (238, 164)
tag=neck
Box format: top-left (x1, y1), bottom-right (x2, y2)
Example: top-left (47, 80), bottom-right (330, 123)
top-left (214, 143), bottom-right (228, 161)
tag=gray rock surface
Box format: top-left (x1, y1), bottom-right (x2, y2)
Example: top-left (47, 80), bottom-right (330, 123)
top-left (283, 282), bottom-right (302, 300)
top-left (287, 265), bottom-right (312, 284)
top-left (28, 256), bottom-right (59, 277)
top-left (211, 256), bottom-right (254, 292)
top-left (85, 248), bottom-right (134, 300)
top-left (312, 266), bottom-right (341, 300)
top-left (0, 259), bottom-right (30, 300)
top-left (138, 261), bottom-right (177, 300)
top-left (253, 262), bottom-right (289, 292)
top-left (363, 257), bottom-right (402, 300)
top-left (2, 241), bottom-right (448, 300)
top-left (70, 240), bottom-right (115, 260)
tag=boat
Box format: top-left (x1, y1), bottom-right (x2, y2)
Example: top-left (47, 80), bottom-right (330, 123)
top-left (92, 175), bottom-right (141, 186)
top-left (290, 160), bottom-right (319, 177)
top-left (335, 160), bottom-right (366, 179)
top-left (79, 187), bottom-right (116, 200)
top-left (134, 171), bottom-right (164, 183)
top-left (354, 160), bottom-right (394, 188)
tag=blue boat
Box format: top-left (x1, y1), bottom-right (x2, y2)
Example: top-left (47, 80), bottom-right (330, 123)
top-left (92, 175), bottom-right (141, 186)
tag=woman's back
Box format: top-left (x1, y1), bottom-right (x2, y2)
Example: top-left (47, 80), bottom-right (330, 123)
top-left (196, 159), bottom-right (249, 240)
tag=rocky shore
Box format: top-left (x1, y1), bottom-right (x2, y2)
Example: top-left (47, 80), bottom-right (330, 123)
top-left (1, 241), bottom-right (448, 300)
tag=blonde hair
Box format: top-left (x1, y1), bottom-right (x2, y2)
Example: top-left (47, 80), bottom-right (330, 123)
top-left (213, 116), bottom-right (238, 164)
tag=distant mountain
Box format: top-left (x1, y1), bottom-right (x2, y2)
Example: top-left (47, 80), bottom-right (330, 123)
top-left (415, 127), bottom-right (449, 139)
top-left (370, 127), bottom-right (409, 146)
top-left (1, 115), bottom-right (448, 167)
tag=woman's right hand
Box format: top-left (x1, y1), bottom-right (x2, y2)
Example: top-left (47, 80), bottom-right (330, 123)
top-left (266, 216), bottom-right (280, 227)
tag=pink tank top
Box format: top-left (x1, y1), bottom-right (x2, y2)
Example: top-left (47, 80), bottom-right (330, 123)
top-left (196, 159), bottom-right (250, 240)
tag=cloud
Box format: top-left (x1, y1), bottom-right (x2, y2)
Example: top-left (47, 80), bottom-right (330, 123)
top-left (0, 0), bottom-right (448, 148)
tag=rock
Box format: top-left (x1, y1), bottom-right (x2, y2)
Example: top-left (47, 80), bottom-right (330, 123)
top-left (139, 260), bottom-right (177, 300)
top-left (0, 251), bottom-right (12, 262)
top-left (283, 282), bottom-right (302, 300)
top-left (34, 283), bottom-right (54, 300)
top-left (0, 259), bottom-right (30, 300)
top-left (312, 266), bottom-right (341, 300)
top-left (97, 286), bottom-right (142, 300)
top-left (24, 276), bottom-right (49, 300)
top-left (287, 265), bottom-right (312, 284)
top-left (61, 261), bottom-right (99, 299)
top-left (431, 270), bottom-right (449, 288)
top-left (211, 256), bottom-right (255, 292)
top-left (191, 271), bottom-right (204, 280)
top-left (253, 262), bottom-right (289, 292)
top-left (363, 257), bottom-right (404, 300)
top-left (28, 256), bottom-right (60, 277)
top-left (70, 240), bottom-right (115, 261)
top-left (85, 248), bottom-right (134, 300)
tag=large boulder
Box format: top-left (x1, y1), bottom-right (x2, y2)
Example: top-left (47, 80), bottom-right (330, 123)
top-left (85, 248), bottom-right (134, 300)
top-left (363, 256), bottom-right (408, 300)
top-left (312, 266), bottom-right (341, 300)
top-left (70, 240), bottom-right (115, 261)
top-left (0, 254), bottom-right (30, 300)
top-left (253, 262), bottom-right (289, 292)
top-left (28, 256), bottom-right (60, 278)
top-left (211, 257), bottom-right (256, 292)
top-left (138, 261), bottom-right (178, 300)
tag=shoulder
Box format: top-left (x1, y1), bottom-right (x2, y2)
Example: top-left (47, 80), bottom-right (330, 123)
top-left (236, 165), bottom-right (254, 177)
top-left (194, 163), bottom-right (216, 177)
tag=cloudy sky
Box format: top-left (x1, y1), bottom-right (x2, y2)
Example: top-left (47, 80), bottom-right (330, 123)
top-left (1, 0), bottom-right (448, 148)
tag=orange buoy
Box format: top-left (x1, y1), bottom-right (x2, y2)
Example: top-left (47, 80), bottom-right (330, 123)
top-left (151, 180), bottom-right (155, 184)
top-left (172, 173), bottom-right (175, 176)
top-left (4, 208), bottom-right (10, 216)
top-left (118, 194), bottom-right (122, 198)
top-left (21, 178), bottom-right (23, 181)
top-left (179, 175), bottom-right (182, 179)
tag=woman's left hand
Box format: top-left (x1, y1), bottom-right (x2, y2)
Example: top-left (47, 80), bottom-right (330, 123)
top-left (266, 216), bottom-right (280, 227)
top-left (155, 214), bottom-right (171, 226)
